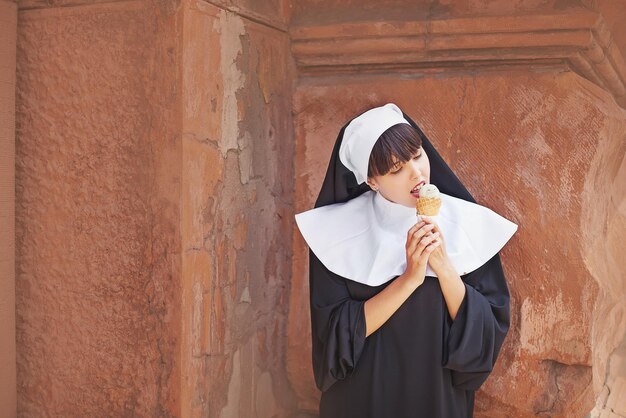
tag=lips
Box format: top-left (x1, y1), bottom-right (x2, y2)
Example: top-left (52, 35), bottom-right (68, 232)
top-left (410, 180), bottom-right (426, 194)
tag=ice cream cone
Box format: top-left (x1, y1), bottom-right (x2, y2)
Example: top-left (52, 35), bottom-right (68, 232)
top-left (416, 197), bottom-right (442, 216)
top-left (415, 184), bottom-right (442, 216)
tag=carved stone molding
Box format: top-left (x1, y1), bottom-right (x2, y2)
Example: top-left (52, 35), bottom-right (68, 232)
top-left (290, 10), bottom-right (626, 107)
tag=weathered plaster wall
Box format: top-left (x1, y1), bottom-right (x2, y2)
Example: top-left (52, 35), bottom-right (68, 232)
top-left (289, 71), bottom-right (626, 416)
top-left (179, 0), bottom-right (297, 416)
top-left (287, 1), bottom-right (626, 416)
top-left (15, 1), bottom-right (183, 415)
top-left (13, 0), bottom-right (625, 416)
top-left (0, 0), bottom-right (17, 416)
top-left (15, 0), bottom-right (298, 416)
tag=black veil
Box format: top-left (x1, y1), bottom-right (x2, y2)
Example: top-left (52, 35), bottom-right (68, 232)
top-left (314, 109), bottom-right (477, 208)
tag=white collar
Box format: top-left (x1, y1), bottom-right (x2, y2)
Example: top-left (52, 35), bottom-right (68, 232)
top-left (295, 190), bottom-right (518, 287)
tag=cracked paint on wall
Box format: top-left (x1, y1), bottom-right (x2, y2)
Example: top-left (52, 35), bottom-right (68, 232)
top-left (217, 9), bottom-right (245, 158)
top-left (180, 0), bottom-right (296, 417)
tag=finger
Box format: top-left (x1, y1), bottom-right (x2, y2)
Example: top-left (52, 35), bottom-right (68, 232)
top-left (426, 238), bottom-right (442, 251)
top-left (408, 227), bottom-right (429, 252)
top-left (415, 231), bottom-right (439, 256)
top-left (423, 221), bottom-right (441, 236)
top-left (416, 223), bottom-right (436, 238)
top-left (418, 240), bottom-right (440, 261)
top-left (425, 240), bottom-right (441, 252)
top-left (426, 227), bottom-right (442, 242)
top-left (421, 231), bottom-right (440, 246)
top-left (412, 227), bottom-right (435, 249)
top-left (420, 216), bottom-right (440, 230)
top-left (407, 220), bottom-right (425, 236)
top-left (406, 223), bottom-right (426, 251)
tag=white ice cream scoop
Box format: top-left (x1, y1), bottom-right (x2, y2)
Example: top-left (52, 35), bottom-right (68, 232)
top-left (418, 184), bottom-right (440, 198)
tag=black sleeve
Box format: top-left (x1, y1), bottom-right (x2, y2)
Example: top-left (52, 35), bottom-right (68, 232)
top-left (308, 249), bottom-right (367, 392)
top-left (441, 252), bottom-right (511, 391)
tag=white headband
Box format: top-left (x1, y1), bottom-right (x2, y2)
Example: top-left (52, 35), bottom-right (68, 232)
top-left (339, 103), bottom-right (411, 185)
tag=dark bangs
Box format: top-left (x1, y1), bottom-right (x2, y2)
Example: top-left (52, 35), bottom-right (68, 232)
top-left (367, 123), bottom-right (423, 177)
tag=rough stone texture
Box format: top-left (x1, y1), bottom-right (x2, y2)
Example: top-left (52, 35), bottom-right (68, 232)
top-left (289, 71), bottom-right (626, 416)
top-left (179, 0), bottom-right (297, 417)
top-left (290, 0), bottom-right (589, 26)
top-left (589, 332), bottom-right (626, 417)
top-left (15, 1), bottom-right (183, 416)
top-left (290, 6), bottom-right (626, 108)
top-left (15, 0), bottom-right (298, 416)
top-left (0, 0), bottom-right (17, 416)
top-left (287, 2), bottom-right (626, 416)
top-left (12, 0), bottom-right (626, 417)
top-left (19, 0), bottom-right (293, 31)
top-left (597, 0), bottom-right (626, 59)
top-left (202, 0), bottom-right (292, 30)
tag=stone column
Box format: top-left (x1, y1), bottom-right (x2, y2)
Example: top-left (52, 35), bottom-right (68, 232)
top-left (15, 0), bottom-right (298, 416)
top-left (0, 1), bottom-right (17, 416)
top-left (179, 0), bottom-right (296, 416)
top-left (16, 1), bottom-right (183, 415)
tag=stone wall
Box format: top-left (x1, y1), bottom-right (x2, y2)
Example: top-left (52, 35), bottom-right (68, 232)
top-left (0, 0), bottom-right (17, 416)
top-left (16, 1), bottom-right (183, 415)
top-left (10, 0), bottom-right (626, 416)
top-left (15, 0), bottom-right (297, 416)
top-left (178, 0), bottom-right (297, 416)
top-left (287, 1), bottom-right (626, 416)
top-left (289, 71), bottom-right (626, 417)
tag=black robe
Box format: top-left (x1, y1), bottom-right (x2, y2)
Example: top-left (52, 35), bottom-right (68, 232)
top-left (309, 249), bottom-right (510, 418)
top-left (306, 107), bottom-right (511, 418)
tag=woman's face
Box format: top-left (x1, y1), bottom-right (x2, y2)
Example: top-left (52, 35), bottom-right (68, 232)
top-left (367, 146), bottom-right (431, 208)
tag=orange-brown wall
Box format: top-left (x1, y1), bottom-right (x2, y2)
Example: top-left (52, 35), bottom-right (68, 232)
top-left (179, 0), bottom-right (297, 416)
top-left (16, 1), bottom-right (183, 415)
top-left (287, 1), bottom-right (626, 416)
top-left (0, 0), bottom-right (17, 416)
top-left (10, 0), bottom-right (626, 416)
top-left (15, 0), bottom-right (298, 416)
top-left (289, 71), bottom-right (626, 417)
top-left (291, 0), bottom-right (588, 25)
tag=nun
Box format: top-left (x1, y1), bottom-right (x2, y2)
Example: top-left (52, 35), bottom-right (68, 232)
top-left (294, 103), bottom-right (519, 418)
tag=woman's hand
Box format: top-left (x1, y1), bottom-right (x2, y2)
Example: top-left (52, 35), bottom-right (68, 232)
top-left (418, 215), bottom-right (451, 275)
top-left (404, 220), bottom-right (442, 286)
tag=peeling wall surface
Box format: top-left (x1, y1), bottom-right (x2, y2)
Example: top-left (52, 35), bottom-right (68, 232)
top-left (178, 0), bottom-right (296, 417)
top-left (10, 0), bottom-right (626, 417)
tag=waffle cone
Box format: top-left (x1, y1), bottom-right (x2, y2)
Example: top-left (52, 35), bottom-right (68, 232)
top-left (416, 196), bottom-right (442, 216)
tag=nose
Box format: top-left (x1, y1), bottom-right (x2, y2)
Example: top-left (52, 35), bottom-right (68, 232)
top-left (407, 159), bottom-right (422, 177)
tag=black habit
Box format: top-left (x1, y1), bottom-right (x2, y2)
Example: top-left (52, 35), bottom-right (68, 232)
top-left (307, 110), bottom-right (511, 418)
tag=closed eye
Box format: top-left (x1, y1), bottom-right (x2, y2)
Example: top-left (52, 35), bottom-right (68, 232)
top-left (390, 153), bottom-right (421, 174)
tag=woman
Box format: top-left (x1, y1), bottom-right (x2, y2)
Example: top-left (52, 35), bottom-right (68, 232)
top-left (294, 103), bottom-right (518, 418)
